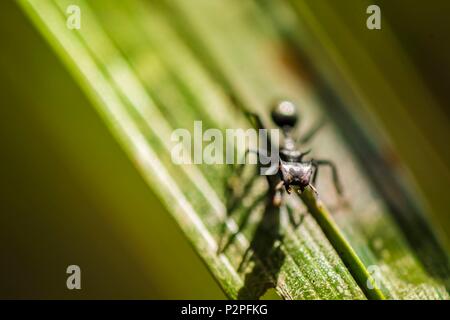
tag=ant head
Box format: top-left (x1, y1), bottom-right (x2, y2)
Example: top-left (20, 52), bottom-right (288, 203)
top-left (271, 100), bottom-right (299, 130)
top-left (280, 160), bottom-right (313, 191)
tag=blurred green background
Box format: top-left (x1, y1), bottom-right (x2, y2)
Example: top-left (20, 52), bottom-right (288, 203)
top-left (0, 0), bottom-right (225, 299)
top-left (0, 0), bottom-right (448, 298)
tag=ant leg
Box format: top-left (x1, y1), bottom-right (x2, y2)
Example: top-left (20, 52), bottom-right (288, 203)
top-left (312, 161), bottom-right (319, 186)
top-left (312, 159), bottom-right (344, 196)
top-left (308, 184), bottom-right (318, 196)
top-left (243, 111), bottom-right (275, 152)
top-left (244, 111), bottom-right (266, 130)
top-left (299, 117), bottom-right (326, 144)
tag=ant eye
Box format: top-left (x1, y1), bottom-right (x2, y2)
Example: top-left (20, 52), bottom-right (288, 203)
top-left (271, 100), bottom-right (299, 128)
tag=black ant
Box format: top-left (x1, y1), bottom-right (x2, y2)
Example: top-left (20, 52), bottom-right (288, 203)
top-left (233, 100), bottom-right (343, 208)
top-left (219, 100), bottom-right (344, 254)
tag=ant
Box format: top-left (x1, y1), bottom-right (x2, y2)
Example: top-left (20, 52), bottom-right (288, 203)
top-left (218, 100), bottom-right (344, 256)
top-left (230, 100), bottom-right (344, 208)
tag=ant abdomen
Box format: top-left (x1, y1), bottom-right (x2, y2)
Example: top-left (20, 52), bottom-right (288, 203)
top-left (271, 100), bottom-right (299, 129)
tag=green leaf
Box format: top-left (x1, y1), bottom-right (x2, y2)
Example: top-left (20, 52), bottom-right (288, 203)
top-left (18, 0), bottom-right (449, 299)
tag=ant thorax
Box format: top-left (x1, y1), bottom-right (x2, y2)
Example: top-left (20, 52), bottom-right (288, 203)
top-left (280, 148), bottom-right (302, 162)
top-left (279, 136), bottom-right (302, 162)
